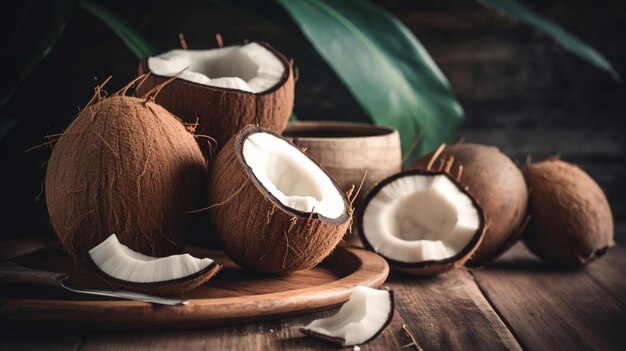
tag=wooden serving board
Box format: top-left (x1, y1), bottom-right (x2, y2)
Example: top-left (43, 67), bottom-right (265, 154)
top-left (0, 241), bottom-right (389, 330)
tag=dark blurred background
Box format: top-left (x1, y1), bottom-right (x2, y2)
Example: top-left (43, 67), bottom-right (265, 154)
top-left (1, 0), bottom-right (624, 243)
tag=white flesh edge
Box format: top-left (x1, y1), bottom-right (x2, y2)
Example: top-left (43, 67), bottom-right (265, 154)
top-left (147, 42), bottom-right (284, 93)
top-left (242, 132), bottom-right (345, 219)
top-left (362, 174), bottom-right (480, 262)
top-left (303, 286), bottom-right (391, 346)
top-left (88, 234), bottom-right (214, 283)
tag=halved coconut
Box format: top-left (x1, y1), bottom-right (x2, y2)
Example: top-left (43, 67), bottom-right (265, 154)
top-left (87, 234), bottom-right (221, 296)
top-left (301, 286), bottom-right (394, 346)
top-left (357, 170), bottom-right (485, 275)
top-left (207, 126), bottom-right (351, 274)
top-left (136, 42), bottom-right (295, 153)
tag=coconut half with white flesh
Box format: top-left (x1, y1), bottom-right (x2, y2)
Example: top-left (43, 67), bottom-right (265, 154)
top-left (301, 286), bottom-right (394, 346)
top-left (136, 42), bottom-right (295, 154)
top-left (207, 126), bottom-right (351, 274)
top-left (87, 234), bottom-right (221, 296)
top-left (358, 170), bottom-right (485, 275)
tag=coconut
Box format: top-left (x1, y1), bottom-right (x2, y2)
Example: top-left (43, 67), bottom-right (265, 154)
top-left (87, 234), bottom-right (221, 296)
top-left (136, 42), bottom-right (295, 154)
top-left (523, 159), bottom-right (614, 267)
top-left (300, 286), bottom-right (394, 346)
top-left (206, 126), bottom-right (351, 274)
top-left (45, 90), bottom-right (207, 259)
top-left (358, 169), bottom-right (486, 276)
top-left (414, 143), bottom-right (528, 266)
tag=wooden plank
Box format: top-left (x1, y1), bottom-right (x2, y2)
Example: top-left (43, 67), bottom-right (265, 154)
top-left (391, 269), bottom-right (521, 351)
top-left (0, 331), bottom-right (81, 351)
top-left (79, 305), bottom-right (414, 351)
top-left (472, 243), bottom-right (626, 351)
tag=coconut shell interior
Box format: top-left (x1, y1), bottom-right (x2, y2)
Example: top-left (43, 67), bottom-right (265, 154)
top-left (136, 42), bottom-right (294, 155)
top-left (86, 253), bottom-right (222, 296)
top-left (207, 126), bottom-right (351, 274)
top-left (413, 143), bottom-right (528, 266)
top-left (357, 169), bottom-right (486, 276)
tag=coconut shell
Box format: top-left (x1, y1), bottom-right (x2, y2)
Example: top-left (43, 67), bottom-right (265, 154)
top-left (45, 95), bottom-right (207, 258)
top-left (136, 42), bottom-right (295, 155)
top-left (523, 159), bottom-right (614, 267)
top-left (357, 169), bottom-right (486, 276)
top-left (414, 143), bottom-right (528, 266)
top-left (207, 126), bottom-right (351, 274)
top-left (86, 255), bottom-right (222, 296)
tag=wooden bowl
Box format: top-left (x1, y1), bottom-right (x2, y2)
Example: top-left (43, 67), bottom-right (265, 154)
top-left (283, 121), bottom-right (402, 217)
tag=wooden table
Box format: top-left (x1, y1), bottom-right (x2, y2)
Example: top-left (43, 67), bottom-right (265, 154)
top-left (2, 239), bottom-right (625, 351)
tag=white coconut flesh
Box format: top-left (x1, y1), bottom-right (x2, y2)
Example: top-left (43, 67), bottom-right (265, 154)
top-left (363, 174), bottom-right (480, 263)
top-left (242, 132), bottom-right (345, 219)
top-left (88, 234), bottom-right (214, 283)
top-left (147, 42), bottom-right (284, 93)
top-left (302, 286), bottom-right (392, 346)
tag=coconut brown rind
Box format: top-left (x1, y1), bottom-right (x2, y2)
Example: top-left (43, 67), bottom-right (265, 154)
top-left (207, 126), bottom-right (351, 274)
top-left (522, 159), bottom-right (614, 267)
top-left (45, 96), bottom-right (207, 258)
top-left (136, 41), bottom-right (295, 155)
top-left (85, 253), bottom-right (222, 296)
top-left (357, 169), bottom-right (486, 276)
top-left (299, 289), bottom-right (395, 347)
top-left (414, 143), bottom-right (528, 266)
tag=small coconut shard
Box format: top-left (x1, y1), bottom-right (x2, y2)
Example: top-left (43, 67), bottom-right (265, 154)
top-left (207, 126), bottom-right (351, 274)
top-left (414, 143), bottom-right (528, 266)
top-left (358, 170), bottom-right (485, 275)
top-left (523, 159), bottom-right (614, 267)
top-left (137, 42), bottom-right (295, 153)
top-left (87, 234), bottom-right (221, 296)
top-left (300, 286), bottom-right (394, 347)
top-left (45, 94), bottom-right (207, 259)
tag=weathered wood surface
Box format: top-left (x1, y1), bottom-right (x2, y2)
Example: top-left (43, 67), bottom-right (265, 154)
top-left (0, 246), bottom-right (388, 330)
top-left (2, 238), bottom-right (625, 350)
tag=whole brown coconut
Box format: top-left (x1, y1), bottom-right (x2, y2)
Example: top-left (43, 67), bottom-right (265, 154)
top-left (136, 41), bottom-right (295, 155)
top-left (207, 126), bottom-right (352, 274)
top-left (523, 159), bottom-right (614, 267)
top-left (414, 143), bottom-right (528, 266)
top-left (45, 93), bottom-right (207, 258)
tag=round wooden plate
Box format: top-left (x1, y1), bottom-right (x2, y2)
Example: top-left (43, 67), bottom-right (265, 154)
top-left (0, 243), bottom-right (389, 330)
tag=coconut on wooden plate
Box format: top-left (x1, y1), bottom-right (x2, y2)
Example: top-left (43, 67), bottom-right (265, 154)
top-left (206, 126), bottom-right (352, 274)
top-left (414, 143), bottom-right (528, 266)
top-left (358, 169), bottom-right (486, 275)
top-left (45, 85), bottom-right (207, 259)
top-left (87, 234), bottom-right (221, 296)
top-left (523, 159), bottom-right (614, 267)
top-left (137, 42), bottom-right (295, 154)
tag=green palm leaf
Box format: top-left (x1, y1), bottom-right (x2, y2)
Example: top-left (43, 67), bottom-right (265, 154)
top-left (79, 0), bottom-right (156, 58)
top-left (276, 0), bottom-right (463, 164)
top-left (480, 0), bottom-right (620, 81)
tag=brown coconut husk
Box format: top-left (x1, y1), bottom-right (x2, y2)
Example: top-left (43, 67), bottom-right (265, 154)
top-left (523, 159), bottom-right (614, 267)
top-left (136, 41), bottom-right (295, 156)
top-left (357, 169), bottom-right (486, 276)
top-left (206, 126), bottom-right (351, 274)
top-left (45, 84), bottom-right (207, 259)
top-left (414, 143), bottom-right (529, 266)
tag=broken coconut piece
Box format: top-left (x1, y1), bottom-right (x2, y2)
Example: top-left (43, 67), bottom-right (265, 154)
top-left (87, 234), bottom-right (221, 295)
top-left (300, 286), bottom-right (394, 346)
top-left (207, 126), bottom-right (351, 274)
top-left (137, 42), bottom-right (295, 152)
top-left (357, 169), bottom-right (485, 275)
